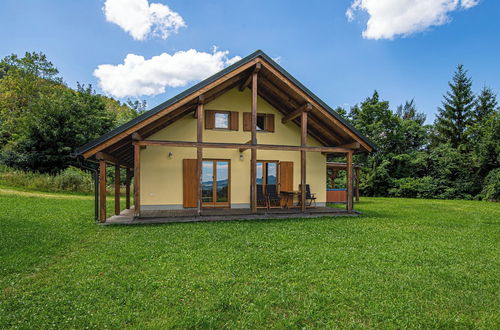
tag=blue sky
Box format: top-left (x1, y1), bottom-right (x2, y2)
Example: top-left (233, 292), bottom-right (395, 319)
top-left (0, 0), bottom-right (498, 123)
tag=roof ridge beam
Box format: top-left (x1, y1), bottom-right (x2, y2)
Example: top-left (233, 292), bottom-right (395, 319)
top-left (239, 63), bottom-right (262, 92)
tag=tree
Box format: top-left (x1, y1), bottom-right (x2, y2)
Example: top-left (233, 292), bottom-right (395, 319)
top-left (434, 64), bottom-right (475, 148)
top-left (0, 52), bottom-right (61, 82)
top-left (473, 86), bottom-right (498, 124)
top-left (349, 91), bottom-right (402, 153)
top-left (0, 52), bottom-right (63, 145)
top-left (396, 100), bottom-right (428, 152)
top-left (1, 85), bottom-right (115, 173)
top-left (396, 99), bottom-right (426, 125)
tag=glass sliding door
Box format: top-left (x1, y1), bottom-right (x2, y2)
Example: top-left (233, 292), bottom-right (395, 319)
top-left (202, 159), bottom-right (230, 207)
top-left (215, 161), bottom-right (229, 203)
top-left (266, 162), bottom-right (277, 189)
top-left (257, 161), bottom-right (279, 193)
top-left (201, 161), bottom-right (214, 204)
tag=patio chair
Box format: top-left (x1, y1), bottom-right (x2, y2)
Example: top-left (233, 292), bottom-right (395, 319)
top-left (299, 184), bottom-right (317, 207)
top-left (266, 184), bottom-right (281, 208)
top-left (257, 184), bottom-right (268, 208)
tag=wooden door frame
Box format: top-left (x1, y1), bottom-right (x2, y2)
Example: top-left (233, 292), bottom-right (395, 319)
top-left (202, 159), bottom-right (231, 208)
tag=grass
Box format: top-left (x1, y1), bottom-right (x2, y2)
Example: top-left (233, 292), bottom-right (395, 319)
top-left (0, 185), bottom-right (499, 328)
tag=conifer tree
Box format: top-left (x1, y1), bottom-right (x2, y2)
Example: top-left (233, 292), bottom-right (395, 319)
top-left (434, 64), bottom-right (475, 148)
top-left (473, 86), bottom-right (498, 123)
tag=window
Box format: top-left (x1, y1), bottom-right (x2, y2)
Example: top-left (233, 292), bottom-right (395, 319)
top-left (256, 114), bottom-right (265, 131)
top-left (205, 110), bottom-right (239, 130)
top-left (214, 112), bottom-right (229, 129)
top-left (243, 113), bottom-right (275, 132)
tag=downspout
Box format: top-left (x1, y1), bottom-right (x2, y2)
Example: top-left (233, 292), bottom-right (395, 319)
top-left (75, 156), bottom-right (99, 222)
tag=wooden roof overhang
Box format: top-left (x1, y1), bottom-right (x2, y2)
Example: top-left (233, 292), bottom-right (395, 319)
top-left (327, 162), bottom-right (363, 170)
top-left (73, 50), bottom-right (376, 167)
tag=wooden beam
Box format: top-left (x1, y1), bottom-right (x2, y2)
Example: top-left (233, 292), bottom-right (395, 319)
top-left (259, 77), bottom-right (301, 110)
top-left (133, 144), bottom-right (140, 217)
top-left (337, 142), bottom-right (360, 149)
top-left (257, 87), bottom-right (341, 146)
top-left (282, 103), bottom-right (312, 124)
top-left (301, 111), bottom-right (307, 212)
top-left (196, 98), bottom-right (204, 215)
top-left (99, 160), bottom-right (106, 223)
top-left (125, 168), bottom-right (131, 209)
top-left (251, 148), bottom-right (257, 213)
top-left (251, 70), bottom-right (258, 145)
top-left (135, 140), bottom-right (353, 153)
top-left (355, 167), bottom-right (360, 202)
top-left (346, 151), bottom-right (353, 213)
top-left (95, 151), bottom-right (132, 168)
top-left (260, 61), bottom-right (373, 152)
top-left (301, 111), bottom-right (308, 147)
top-left (239, 63), bottom-right (261, 91)
top-left (193, 95), bottom-right (205, 118)
top-left (239, 140), bottom-right (252, 153)
top-left (114, 165), bottom-right (120, 215)
top-left (250, 68), bottom-right (258, 212)
top-left (82, 58), bottom-right (259, 159)
top-left (131, 132), bottom-right (143, 141)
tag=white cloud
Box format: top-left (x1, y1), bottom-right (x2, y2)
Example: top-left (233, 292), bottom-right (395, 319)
top-left (461, 0), bottom-right (480, 8)
top-left (346, 0), bottom-right (480, 40)
top-left (94, 48), bottom-right (241, 98)
top-left (103, 0), bottom-right (186, 40)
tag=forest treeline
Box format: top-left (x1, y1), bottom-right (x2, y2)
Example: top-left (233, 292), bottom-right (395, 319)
top-left (0, 52), bottom-right (498, 200)
top-left (0, 52), bottom-right (144, 173)
top-left (339, 64), bottom-right (499, 201)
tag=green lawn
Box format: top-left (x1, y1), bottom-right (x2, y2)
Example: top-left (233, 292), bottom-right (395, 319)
top-left (0, 185), bottom-right (499, 328)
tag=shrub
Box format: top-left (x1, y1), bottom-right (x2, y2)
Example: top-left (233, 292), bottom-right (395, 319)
top-left (0, 165), bottom-right (94, 194)
top-left (53, 167), bottom-right (94, 192)
top-left (389, 176), bottom-right (437, 199)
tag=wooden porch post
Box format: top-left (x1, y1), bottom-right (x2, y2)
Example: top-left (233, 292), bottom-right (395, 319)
top-left (346, 151), bottom-right (353, 212)
top-left (134, 144), bottom-right (140, 217)
top-left (196, 96), bottom-right (204, 215)
top-left (300, 110), bottom-right (308, 212)
top-left (114, 164), bottom-right (120, 215)
top-left (250, 67), bottom-right (258, 212)
top-left (99, 160), bottom-right (106, 223)
top-left (355, 167), bottom-right (360, 202)
top-left (125, 168), bottom-right (131, 209)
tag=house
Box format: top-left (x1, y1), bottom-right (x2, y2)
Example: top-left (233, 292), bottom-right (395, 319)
top-left (74, 50), bottom-right (376, 223)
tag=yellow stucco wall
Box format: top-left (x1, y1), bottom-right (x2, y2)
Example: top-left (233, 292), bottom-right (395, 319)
top-left (140, 87), bottom-right (326, 209)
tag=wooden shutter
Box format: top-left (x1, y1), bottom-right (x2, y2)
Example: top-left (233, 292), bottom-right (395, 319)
top-left (243, 112), bottom-right (252, 131)
top-left (279, 161), bottom-right (294, 206)
top-left (230, 111), bottom-right (239, 131)
top-left (205, 110), bottom-right (215, 129)
top-left (183, 159), bottom-right (198, 208)
top-left (265, 114), bottom-right (275, 132)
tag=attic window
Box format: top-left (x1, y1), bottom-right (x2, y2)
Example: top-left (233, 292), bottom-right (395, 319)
top-left (205, 110), bottom-right (239, 130)
top-left (214, 112), bottom-right (229, 129)
top-left (243, 112), bottom-right (275, 132)
top-left (256, 114), bottom-right (265, 131)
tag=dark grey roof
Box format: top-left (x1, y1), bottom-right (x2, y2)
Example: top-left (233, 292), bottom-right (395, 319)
top-left (74, 50), bottom-right (376, 156)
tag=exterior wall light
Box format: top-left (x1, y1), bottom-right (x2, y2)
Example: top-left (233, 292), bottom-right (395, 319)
top-left (239, 153), bottom-right (244, 161)
top-left (168, 152), bottom-right (173, 159)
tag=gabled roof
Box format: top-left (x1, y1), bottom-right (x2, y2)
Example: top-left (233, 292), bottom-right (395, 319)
top-left (74, 50), bottom-right (376, 162)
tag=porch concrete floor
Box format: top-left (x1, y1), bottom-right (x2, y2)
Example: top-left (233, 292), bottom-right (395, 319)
top-left (104, 206), bottom-right (358, 225)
